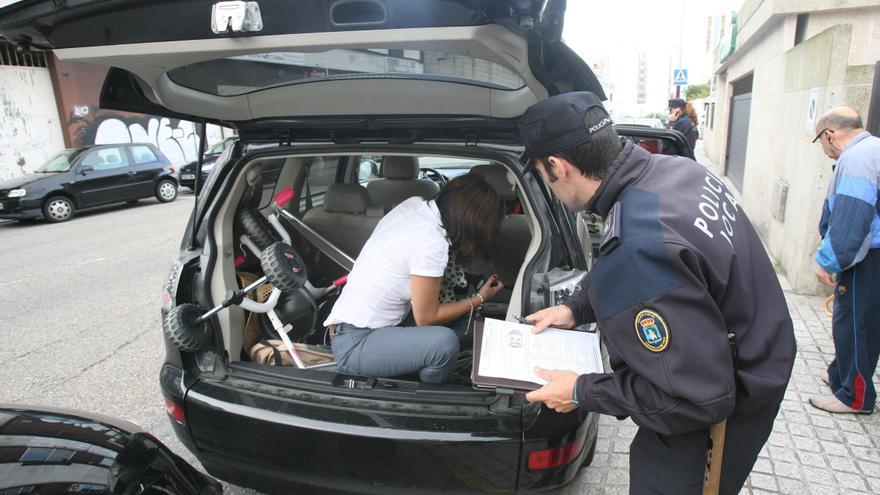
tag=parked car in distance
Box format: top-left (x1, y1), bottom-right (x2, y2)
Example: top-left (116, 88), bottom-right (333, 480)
top-left (613, 116), bottom-right (665, 128)
top-left (0, 404), bottom-right (221, 494)
top-left (178, 137), bottom-right (237, 191)
top-left (0, 143), bottom-right (178, 223)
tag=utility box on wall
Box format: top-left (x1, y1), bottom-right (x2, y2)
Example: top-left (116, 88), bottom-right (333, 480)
top-left (772, 178), bottom-right (788, 222)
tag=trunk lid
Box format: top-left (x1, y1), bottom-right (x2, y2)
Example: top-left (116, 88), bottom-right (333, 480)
top-left (0, 0), bottom-right (603, 132)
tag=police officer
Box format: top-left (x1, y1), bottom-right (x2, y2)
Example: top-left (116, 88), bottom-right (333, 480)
top-left (517, 92), bottom-right (796, 494)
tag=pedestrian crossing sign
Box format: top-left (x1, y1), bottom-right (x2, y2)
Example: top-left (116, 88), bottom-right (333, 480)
top-left (673, 68), bottom-right (688, 86)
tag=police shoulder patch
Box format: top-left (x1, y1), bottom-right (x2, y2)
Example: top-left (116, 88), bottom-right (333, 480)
top-left (634, 309), bottom-right (670, 352)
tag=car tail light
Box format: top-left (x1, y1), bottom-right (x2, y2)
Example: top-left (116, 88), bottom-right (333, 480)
top-left (637, 138), bottom-right (661, 154)
top-left (170, 166), bottom-right (177, 174)
top-left (527, 436), bottom-right (585, 471)
top-left (165, 399), bottom-right (186, 425)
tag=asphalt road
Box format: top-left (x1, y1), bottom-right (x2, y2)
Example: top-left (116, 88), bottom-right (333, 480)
top-left (0, 191), bottom-right (259, 494)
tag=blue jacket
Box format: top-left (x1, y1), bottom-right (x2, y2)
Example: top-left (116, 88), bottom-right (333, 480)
top-left (816, 132), bottom-right (880, 273)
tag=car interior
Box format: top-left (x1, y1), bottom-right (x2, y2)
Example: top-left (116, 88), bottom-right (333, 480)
top-left (207, 152), bottom-right (541, 385)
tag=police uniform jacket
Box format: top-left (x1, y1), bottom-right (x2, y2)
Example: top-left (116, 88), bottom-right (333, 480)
top-left (566, 140), bottom-right (796, 436)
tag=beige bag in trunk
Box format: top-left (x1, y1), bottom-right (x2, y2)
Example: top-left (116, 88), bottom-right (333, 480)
top-left (248, 340), bottom-right (334, 367)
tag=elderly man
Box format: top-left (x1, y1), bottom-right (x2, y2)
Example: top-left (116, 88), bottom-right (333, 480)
top-left (810, 107), bottom-right (880, 414)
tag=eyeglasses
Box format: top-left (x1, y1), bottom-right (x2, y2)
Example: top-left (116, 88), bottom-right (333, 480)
top-left (812, 128), bottom-right (829, 143)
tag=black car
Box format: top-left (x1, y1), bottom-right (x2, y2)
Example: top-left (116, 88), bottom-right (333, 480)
top-left (0, 1), bottom-right (692, 493)
top-left (179, 137), bottom-right (237, 191)
top-left (0, 404), bottom-right (221, 494)
top-left (0, 143), bottom-right (178, 223)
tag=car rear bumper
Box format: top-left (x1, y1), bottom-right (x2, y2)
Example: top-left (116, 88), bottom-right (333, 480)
top-left (178, 172), bottom-right (208, 188)
top-left (160, 366), bottom-right (595, 495)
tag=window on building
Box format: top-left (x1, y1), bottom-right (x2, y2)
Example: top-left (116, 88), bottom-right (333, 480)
top-left (710, 102), bottom-right (716, 129)
top-left (0, 38), bottom-right (48, 68)
top-left (794, 14), bottom-right (809, 46)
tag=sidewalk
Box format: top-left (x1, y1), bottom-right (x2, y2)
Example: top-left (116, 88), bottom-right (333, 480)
top-left (564, 141), bottom-right (880, 495)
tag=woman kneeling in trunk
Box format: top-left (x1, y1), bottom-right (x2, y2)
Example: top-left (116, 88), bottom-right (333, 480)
top-left (325, 174), bottom-right (503, 383)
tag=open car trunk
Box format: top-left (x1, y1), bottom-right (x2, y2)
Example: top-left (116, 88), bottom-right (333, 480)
top-left (197, 143), bottom-right (550, 396)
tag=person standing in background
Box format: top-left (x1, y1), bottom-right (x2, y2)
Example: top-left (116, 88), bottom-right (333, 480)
top-left (809, 107), bottom-right (880, 414)
top-left (668, 98), bottom-right (698, 151)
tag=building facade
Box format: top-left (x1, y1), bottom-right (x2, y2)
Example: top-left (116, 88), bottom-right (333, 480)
top-left (702, 0), bottom-right (879, 295)
top-left (0, 42), bottom-right (65, 181)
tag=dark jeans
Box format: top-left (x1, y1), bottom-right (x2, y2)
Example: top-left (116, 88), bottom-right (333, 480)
top-left (828, 248), bottom-right (880, 411)
top-left (628, 397), bottom-right (781, 495)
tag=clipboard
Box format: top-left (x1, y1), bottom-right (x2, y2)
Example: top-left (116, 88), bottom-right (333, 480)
top-left (471, 318), bottom-right (604, 392)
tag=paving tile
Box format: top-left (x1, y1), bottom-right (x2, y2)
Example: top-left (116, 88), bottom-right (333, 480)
top-left (749, 472), bottom-right (778, 491)
top-left (835, 472), bottom-right (868, 491)
top-left (827, 455), bottom-right (857, 472)
top-left (772, 460), bottom-right (801, 479)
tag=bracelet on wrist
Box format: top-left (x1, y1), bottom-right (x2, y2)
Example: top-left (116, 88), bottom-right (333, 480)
top-left (475, 293), bottom-right (485, 306)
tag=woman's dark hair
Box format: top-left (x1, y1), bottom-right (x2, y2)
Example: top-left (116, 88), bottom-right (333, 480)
top-left (435, 174), bottom-right (501, 263)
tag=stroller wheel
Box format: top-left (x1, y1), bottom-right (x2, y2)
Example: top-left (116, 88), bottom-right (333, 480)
top-left (236, 207), bottom-right (279, 251)
top-left (164, 303), bottom-right (211, 352)
top-left (261, 242), bottom-right (308, 293)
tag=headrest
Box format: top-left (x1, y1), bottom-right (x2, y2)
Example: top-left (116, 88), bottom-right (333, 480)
top-left (382, 156), bottom-right (419, 180)
top-left (469, 164), bottom-right (516, 200)
top-left (323, 184), bottom-right (369, 214)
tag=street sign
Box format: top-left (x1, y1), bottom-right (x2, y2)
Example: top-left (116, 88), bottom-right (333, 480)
top-left (673, 68), bottom-right (688, 86)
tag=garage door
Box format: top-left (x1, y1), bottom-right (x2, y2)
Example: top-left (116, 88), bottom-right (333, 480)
top-left (725, 93), bottom-right (752, 191)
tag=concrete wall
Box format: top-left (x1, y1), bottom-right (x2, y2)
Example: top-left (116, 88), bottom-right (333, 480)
top-left (0, 66), bottom-right (66, 181)
top-left (704, 4), bottom-right (878, 294)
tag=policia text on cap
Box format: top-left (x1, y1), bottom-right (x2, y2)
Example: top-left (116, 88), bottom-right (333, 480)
top-left (517, 92), bottom-right (796, 495)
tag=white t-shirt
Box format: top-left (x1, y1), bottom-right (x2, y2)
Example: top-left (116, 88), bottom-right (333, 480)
top-left (324, 197), bottom-right (450, 329)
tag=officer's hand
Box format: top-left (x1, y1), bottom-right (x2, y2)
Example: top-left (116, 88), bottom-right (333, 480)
top-left (525, 368), bottom-right (580, 413)
top-left (815, 265), bottom-right (836, 287)
top-left (525, 305), bottom-right (575, 334)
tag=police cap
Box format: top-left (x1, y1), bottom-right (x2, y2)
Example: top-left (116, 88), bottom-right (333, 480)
top-left (517, 91), bottom-right (612, 161)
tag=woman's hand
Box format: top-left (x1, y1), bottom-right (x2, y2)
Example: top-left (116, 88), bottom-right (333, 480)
top-left (478, 274), bottom-right (504, 303)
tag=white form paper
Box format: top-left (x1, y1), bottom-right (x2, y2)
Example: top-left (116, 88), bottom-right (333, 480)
top-left (478, 317), bottom-right (604, 385)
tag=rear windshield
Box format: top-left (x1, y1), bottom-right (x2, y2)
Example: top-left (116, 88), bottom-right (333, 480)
top-left (167, 49), bottom-right (525, 96)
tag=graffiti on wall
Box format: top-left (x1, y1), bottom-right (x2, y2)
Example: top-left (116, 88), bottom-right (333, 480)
top-left (68, 108), bottom-right (202, 167)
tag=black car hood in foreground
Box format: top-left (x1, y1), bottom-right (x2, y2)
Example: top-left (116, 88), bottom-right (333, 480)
top-left (0, 405), bottom-right (221, 494)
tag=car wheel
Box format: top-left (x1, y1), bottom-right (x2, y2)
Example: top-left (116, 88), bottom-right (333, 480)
top-left (155, 179), bottom-right (178, 203)
top-left (237, 207), bottom-right (279, 251)
top-left (42, 196), bottom-right (75, 223)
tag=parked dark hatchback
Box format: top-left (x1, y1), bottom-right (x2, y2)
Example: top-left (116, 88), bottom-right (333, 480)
top-left (0, 143), bottom-right (178, 222)
top-left (0, 0), bottom-right (692, 493)
top-left (179, 137), bottom-right (237, 191)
